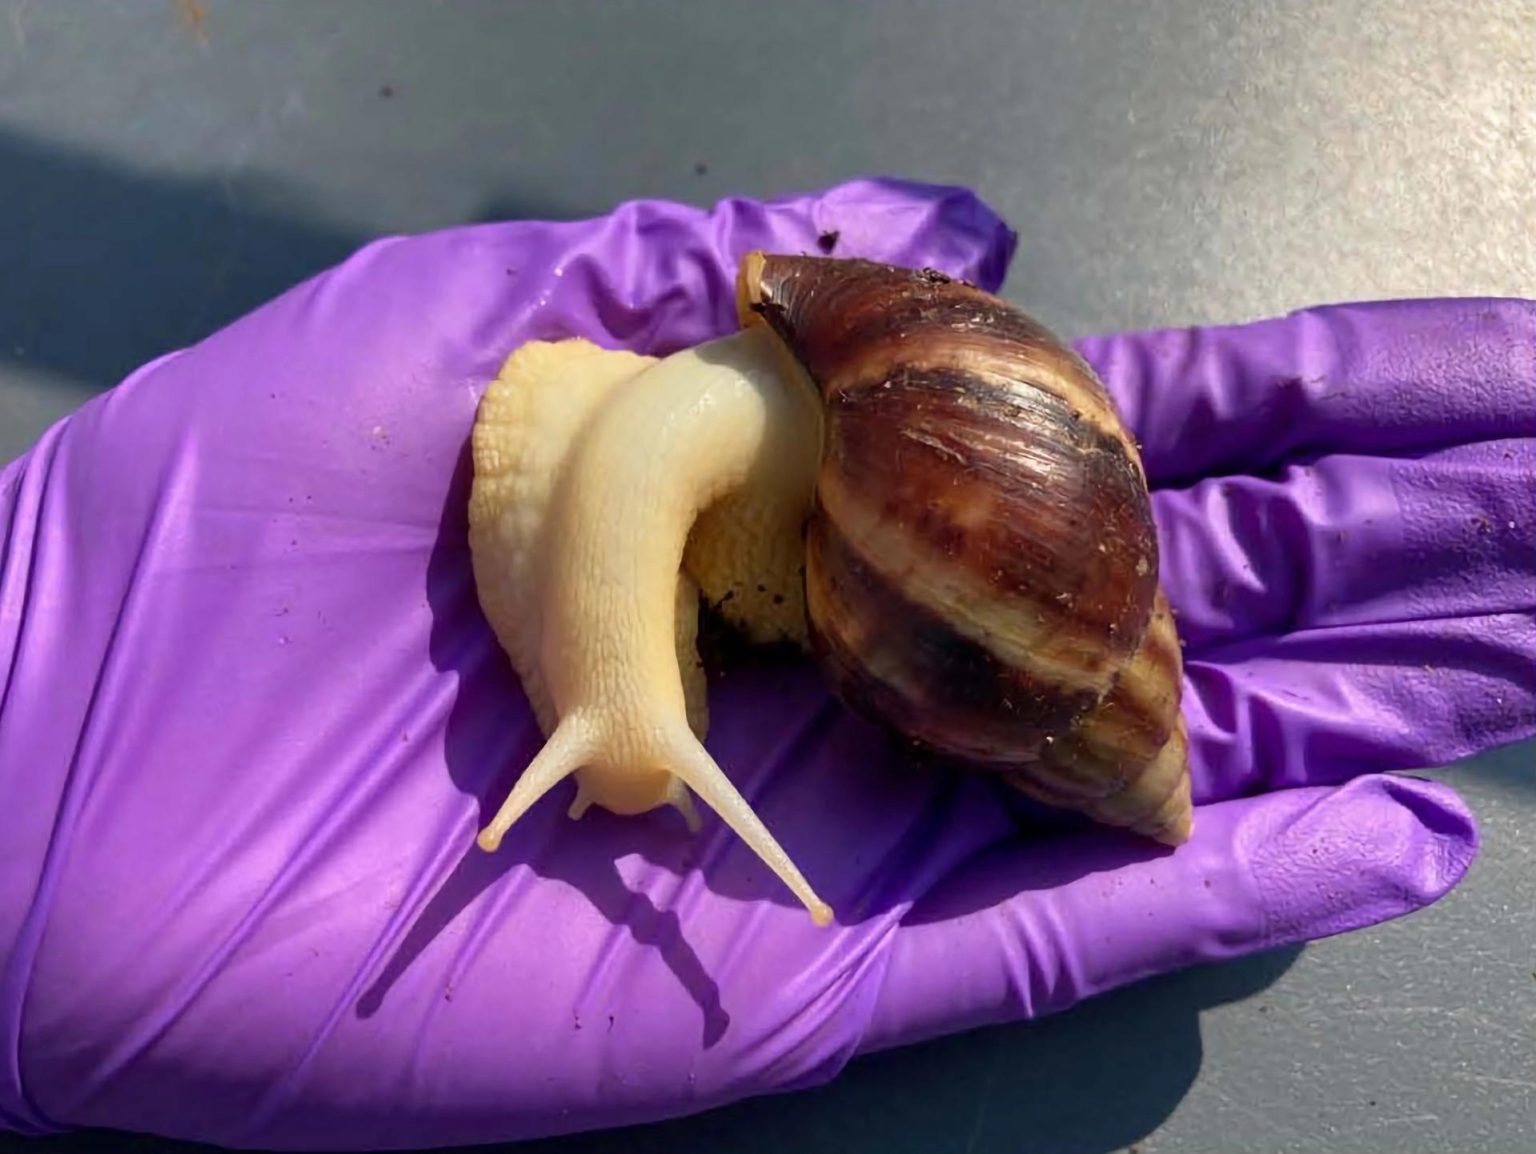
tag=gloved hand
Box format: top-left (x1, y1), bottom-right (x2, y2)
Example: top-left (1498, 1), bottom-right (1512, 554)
top-left (2, 179), bottom-right (1529, 1151)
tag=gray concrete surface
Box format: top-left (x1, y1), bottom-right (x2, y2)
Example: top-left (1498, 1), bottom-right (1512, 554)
top-left (2, 2), bottom-right (1533, 1151)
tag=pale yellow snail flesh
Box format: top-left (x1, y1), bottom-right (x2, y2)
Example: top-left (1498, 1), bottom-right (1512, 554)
top-left (467, 326), bottom-right (834, 925)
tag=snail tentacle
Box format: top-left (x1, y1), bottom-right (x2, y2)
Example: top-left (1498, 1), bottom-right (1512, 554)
top-left (476, 713), bottom-right (596, 851)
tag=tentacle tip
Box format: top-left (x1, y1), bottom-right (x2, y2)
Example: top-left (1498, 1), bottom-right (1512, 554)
top-left (476, 827), bottom-right (504, 853)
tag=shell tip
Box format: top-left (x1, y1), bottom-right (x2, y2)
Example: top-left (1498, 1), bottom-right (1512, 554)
top-left (1144, 778), bottom-right (1195, 847)
top-left (1152, 813), bottom-right (1194, 847)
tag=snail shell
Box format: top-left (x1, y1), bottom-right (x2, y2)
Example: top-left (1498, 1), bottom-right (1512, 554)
top-left (736, 252), bottom-right (1192, 844)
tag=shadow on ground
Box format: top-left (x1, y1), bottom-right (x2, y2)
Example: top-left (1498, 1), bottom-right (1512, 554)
top-left (0, 127), bottom-right (578, 400)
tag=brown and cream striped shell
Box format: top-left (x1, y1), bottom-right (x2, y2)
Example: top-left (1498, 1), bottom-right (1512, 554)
top-left (735, 251), bottom-right (1193, 844)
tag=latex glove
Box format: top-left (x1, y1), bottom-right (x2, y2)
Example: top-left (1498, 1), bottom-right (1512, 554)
top-left (1, 179), bottom-right (1526, 1150)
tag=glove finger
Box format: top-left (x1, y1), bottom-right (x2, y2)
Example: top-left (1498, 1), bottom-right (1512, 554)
top-left (1074, 297), bottom-right (1536, 489)
top-left (1151, 434), bottom-right (1536, 799)
top-left (1154, 438), bottom-right (1536, 654)
top-left (1181, 614), bottom-right (1535, 803)
top-left (863, 773), bottom-right (1476, 1056)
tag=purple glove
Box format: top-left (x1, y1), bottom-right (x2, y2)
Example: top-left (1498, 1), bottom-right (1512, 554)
top-left (1, 179), bottom-right (1528, 1150)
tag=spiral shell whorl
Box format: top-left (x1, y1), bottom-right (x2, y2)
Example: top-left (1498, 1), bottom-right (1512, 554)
top-left (737, 251), bottom-right (1191, 844)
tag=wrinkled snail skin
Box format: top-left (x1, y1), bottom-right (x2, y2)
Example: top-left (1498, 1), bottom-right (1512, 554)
top-left (468, 339), bottom-right (662, 739)
top-left (737, 251), bottom-right (1192, 845)
top-left (466, 251), bottom-right (1193, 929)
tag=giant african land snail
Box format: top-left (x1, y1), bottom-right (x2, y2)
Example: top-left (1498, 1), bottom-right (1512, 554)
top-left (466, 251), bottom-right (1193, 927)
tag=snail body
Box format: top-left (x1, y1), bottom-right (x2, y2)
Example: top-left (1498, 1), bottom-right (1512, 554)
top-left (467, 252), bottom-right (1191, 927)
top-left (469, 325), bottom-right (832, 924)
